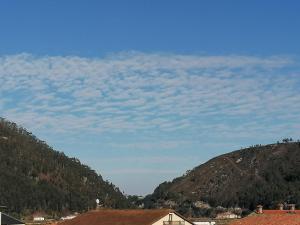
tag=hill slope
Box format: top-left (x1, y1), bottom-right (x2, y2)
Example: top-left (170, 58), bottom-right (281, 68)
top-left (0, 118), bottom-right (129, 216)
top-left (144, 142), bottom-right (300, 215)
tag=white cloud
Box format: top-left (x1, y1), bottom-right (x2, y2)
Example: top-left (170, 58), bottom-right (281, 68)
top-left (0, 52), bottom-right (299, 142)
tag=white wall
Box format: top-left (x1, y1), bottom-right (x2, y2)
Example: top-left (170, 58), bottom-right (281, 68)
top-left (194, 222), bottom-right (216, 225)
top-left (152, 212), bottom-right (193, 225)
top-left (33, 217), bottom-right (45, 221)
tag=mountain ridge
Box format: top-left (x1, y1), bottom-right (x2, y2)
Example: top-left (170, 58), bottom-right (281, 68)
top-left (143, 141), bottom-right (300, 217)
top-left (0, 118), bottom-right (130, 216)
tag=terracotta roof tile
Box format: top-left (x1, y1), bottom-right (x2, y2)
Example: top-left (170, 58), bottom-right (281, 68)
top-left (230, 211), bottom-right (300, 225)
top-left (262, 210), bottom-right (300, 214)
top-left (58, 209), bottom-right (174, 225)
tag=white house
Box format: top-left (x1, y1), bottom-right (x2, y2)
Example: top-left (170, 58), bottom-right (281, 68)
top-left (33, 216), bottom-right (45, 222)
top-left (216, 211), bottom-right (240, 219)
top-left (32, 211), bottom-right (47, 222)
top-left (193, 222), bottom-right (216, 225)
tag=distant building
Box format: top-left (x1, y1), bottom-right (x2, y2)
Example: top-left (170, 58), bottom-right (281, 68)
top-left (57, 209), bottom-right (194, 225)
top-left (193, 201), bottom-right (211, 209)
top-left (193, 221), bottom-right (216, 225)
top-left (32, 212), bottom-right (46, 222)
top-left (216, 211), bottom-right (240, 219)
top-left (33, 216), bottom-right (45, 222)
top-left (0, 212), bottom-right (24, 225)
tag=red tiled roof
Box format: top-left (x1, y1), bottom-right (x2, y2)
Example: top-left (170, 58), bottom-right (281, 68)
top-left (262, 210), bottom-right (300, 214)
top-left (57, 209), bottom-right (175, 225)
top-left (230, 211), bottom-right (300, 225)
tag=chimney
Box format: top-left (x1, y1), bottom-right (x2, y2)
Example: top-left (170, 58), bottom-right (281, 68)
top-left (278, 203), bottom-right (284, 210)
top-left (256, 205), bottom-right (263, 214)
top-left (288, 204), bottom-right (295, 211)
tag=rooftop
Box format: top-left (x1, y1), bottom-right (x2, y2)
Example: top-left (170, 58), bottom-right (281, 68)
top-left (262, 210), bottom-right (300, 214)
top-left (56, 209), bottom-right (177, 225)
top-left (230, 210), bottom-right (300, 225)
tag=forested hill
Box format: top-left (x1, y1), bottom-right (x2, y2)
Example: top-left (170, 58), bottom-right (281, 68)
top-left (144, 141), bottom-right (300, 216)
top-left (0, 118), bottom-right (130, 216)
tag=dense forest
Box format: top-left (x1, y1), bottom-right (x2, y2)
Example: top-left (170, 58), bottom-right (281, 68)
top-left (0, 118), bottom-right (130, 217)
top-left (144, 141), bottom-right (300, 217)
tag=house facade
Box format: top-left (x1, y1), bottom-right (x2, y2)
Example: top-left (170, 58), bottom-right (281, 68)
top-left (152, 211), bottom-right (192, 225)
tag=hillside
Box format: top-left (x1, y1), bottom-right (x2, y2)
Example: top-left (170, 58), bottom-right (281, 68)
top-left (144, 142), bottom-right (300, 216)
top-left (0, 118), bottom-right (130, 216)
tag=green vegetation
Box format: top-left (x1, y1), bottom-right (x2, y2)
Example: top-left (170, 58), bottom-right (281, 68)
top-left (0, 118), bottom-right (130, 217)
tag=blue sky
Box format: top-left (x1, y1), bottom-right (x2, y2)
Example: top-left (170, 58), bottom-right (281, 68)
top-left (0, 1), bottom-right (300, 195)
